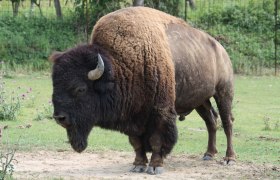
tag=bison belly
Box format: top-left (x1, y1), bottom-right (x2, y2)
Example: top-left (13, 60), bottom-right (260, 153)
top-left (166, 23), bottom-right (220, 114)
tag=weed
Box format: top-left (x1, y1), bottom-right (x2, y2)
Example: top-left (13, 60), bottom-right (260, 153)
top-left (34, 101), bottom-right (53, 121)
top-left (0, 130), bottom-right (18, 180)
top-left (0, 61), bottom-right (11, 78)
top-left (263, 116), bottom-right (272, 131)
top-left (23, 88), bottom-right (36, 108)
top-left (0, 149), bottom-right (16, 180)
top-left (0, 75), bottom-right (35, 121)
top-left (262, 116), bottom-right (280, 131)
top-left (274, 120), bottom-right (279, 131)
top-left (0, 80), bottom-right (21, 121)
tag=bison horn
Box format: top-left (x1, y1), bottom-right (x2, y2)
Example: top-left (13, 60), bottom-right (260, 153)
top-left (88, 54), bottom-right (105, 80)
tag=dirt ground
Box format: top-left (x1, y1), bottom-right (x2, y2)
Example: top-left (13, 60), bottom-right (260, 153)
top-left (13, 150), bottom-right (279, 180)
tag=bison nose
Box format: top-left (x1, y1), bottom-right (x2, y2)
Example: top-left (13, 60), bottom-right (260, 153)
top-left (53, 112), bottom-right (71, 128)
top-left (53, 114), bottom-right (66, 122)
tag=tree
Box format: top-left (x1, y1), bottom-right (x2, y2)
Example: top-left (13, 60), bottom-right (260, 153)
top-left (54, 0), bottom-right (63, 19)
top-left (133, 0), bottom-right (144, 6)
top-left (187, 0), bottom-right (196, 10)
top-left (11, 0), bottom-right (20, 16)
top-left (30, 0), bottom-right (43, 16)
top-left (143, 0), bottom-right (196, 17)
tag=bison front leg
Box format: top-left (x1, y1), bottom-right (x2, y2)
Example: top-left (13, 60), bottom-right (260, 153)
top-left (147, 109), bottom-right (178, 175)
top-left (129, 136), bottom-right (148, 172)
top-left (147, 132), bottom-right (164, 174)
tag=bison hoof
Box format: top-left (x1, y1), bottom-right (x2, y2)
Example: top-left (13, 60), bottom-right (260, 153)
top-left (130, 165), bottom-right (146, 173)
top-left (146, 166), bottom-right (164, 175)
top-left (223, 157), bottom-right (236, 165)
top-left (223, 159), bottom-right (236, 165)
top-left (203, 154), bottom-right (213, 161)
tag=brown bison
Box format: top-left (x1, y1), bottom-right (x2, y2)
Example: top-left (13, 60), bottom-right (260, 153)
top-left (50, 7), bottom-right (235, 175)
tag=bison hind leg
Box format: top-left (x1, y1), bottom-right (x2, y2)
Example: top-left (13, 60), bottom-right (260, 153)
top-left (196, 99), bottom-right (218, 160)
top-left (214, 81), bottom-right (236, 164)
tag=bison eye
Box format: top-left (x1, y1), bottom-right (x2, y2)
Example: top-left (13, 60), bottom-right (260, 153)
top-left (75, 86), bottom-right (87, 96)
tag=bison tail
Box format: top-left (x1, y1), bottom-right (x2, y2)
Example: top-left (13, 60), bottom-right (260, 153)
top-left (161, 120), bottom-right (178, 157)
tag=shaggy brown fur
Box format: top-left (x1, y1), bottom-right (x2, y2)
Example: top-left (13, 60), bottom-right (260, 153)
top-left (51, 7), bottom-right (235, 175)
top-left (91, 8), bottom-right (180, 173)
top-left (91, 7), bottom-right (235, 163)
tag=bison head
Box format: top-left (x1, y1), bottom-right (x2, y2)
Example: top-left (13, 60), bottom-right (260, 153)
top-left (50, 45), bottom-right (115, 153)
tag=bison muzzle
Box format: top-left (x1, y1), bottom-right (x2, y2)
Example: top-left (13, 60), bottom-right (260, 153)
top-left (50, 7), bottom-right (235, 175)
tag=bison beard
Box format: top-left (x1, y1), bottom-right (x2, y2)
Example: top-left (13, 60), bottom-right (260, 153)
top-left (50, 7), bottom-right (235, 175)
top-left (67, 128), bottom-right (88, 153)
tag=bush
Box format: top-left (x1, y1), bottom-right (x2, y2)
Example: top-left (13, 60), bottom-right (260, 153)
top-left (0, 65), bottom-right (36, 121)
top-left (34, 101), bottom-right (53, 121)
top-left (0, 15), bottom-right (86, 70)
top-left (198, 1), bottom-right (274, 33)
top-left (196, 2), bottom-right (276, 74)
top-left (0, 146), bottom-right (16, 180)
top-left (0, 80), bottom-right (21, 121)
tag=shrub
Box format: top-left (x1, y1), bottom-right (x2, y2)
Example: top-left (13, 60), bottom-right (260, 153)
top-left (195, 2), bottom-right (276, 74)
top-left (0, 15), bottom-right (86, 70)
top-left (34, 101), bottom-right (53, 121)
top-left (0, 80), bottom-right (21, 121)
top-left (0, 65), bottom-right (35, 121)
top-left (0, 147), bottom-right (16, 180)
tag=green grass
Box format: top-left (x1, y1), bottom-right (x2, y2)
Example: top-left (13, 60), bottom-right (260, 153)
top-left (0, 74), bottom-right (280, 166)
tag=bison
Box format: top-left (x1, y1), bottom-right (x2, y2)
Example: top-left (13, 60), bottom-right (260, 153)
top-left (50, 7), bottom-right (235, 175)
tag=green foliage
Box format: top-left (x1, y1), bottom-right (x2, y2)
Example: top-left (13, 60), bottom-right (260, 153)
top-left (197, 2), bottom-right (274, 35)
top-left (0, 149), bottom-right (16, 180)
top-left (275, 120), bottom-right (279, 130)
top-left (0, 129), bottom-right (17, 180)
top-left (0, 66), bottom-right (36, 121)
top-left (262, 116), bottom-right (280, 131)
top-left (34, 101), bottom-right (53, 121)
top-left (263, 116), bottom-right (272, 131)
top-left (0, 15), bottom-right (85, 70)
top-left (0, 80), bottom-right (21, 121)
top-left (73, 0), bottom-right (130, 31)
top-left (0, 0), bottom-right (278, 74)
top-left (195, 1), bottom-right (277, 74)
top-left (145, 0), bottom-right (185, 17)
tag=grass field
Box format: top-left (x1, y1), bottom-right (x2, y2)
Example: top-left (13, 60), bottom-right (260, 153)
top-left (0, 74), bottom-right (280, 166)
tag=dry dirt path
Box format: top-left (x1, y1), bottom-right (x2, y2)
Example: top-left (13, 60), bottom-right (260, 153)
top-left (13, 150), bottom-right (279, 180)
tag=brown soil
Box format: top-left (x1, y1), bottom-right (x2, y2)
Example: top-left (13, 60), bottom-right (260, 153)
top-left (13, 150), bottom-right (279, 180)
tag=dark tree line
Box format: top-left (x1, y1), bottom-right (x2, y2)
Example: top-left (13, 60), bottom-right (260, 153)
top-left (6, 0), bottom-right (195, 19)
top-left (133, 0), bottom-right (195, 17)
top-left (4, 0), bottom-right (63, 18)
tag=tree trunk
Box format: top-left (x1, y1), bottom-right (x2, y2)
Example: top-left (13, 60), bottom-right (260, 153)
top-left (12, 1), bottom-right (20, 17)
top-left (154, 0), bottom-right (160, 9)
top-left (30, 1), bottom-right (35, 16)
top-left (173, 0), bottom-right (180, 16)
top-left (54, 0), bottom-right (62, 19)
top-left (32, 0), bottom-right (43, 16)
top-left (133, 0), bottom-right (144, 6)
top-left (188, 0), bottom-right (196, 10)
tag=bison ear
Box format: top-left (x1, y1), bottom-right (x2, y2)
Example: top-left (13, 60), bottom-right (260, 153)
top-left (49, 51), bottom-right (64, 63)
